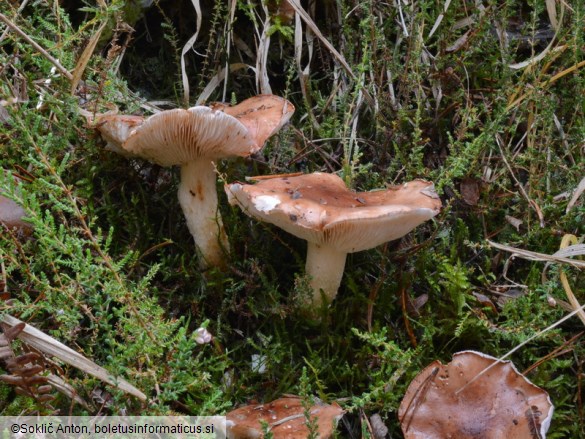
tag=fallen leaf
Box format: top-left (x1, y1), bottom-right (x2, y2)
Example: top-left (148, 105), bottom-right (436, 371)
top-left (460, 177), bottom-right (480, 205)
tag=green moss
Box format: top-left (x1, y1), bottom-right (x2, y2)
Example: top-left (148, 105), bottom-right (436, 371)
top-left (1, 0), bottom-right (583, 436)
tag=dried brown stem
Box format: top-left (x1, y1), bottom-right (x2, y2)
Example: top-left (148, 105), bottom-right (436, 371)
top-left (0, 13), bottom-right (73, 81)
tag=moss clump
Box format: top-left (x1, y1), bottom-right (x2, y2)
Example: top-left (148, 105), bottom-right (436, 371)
top-left (1, 0), bottom-right (583, 436)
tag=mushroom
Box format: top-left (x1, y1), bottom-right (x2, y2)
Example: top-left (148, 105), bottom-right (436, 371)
top-left (226, 396), bottom-right (345, 438)
top-left (96, 95), bottom-right (294, 268)
top-left (0, 170), bottom-right (32, 237)
top-left (225, 172), bottom-right (441, 307)
top-left (398, 350), bottom-right (554, 439)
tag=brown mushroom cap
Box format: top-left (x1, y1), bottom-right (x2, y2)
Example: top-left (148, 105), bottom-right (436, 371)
top-left (226, 396), bottom-right (345, 439)
top-left (0, 170), bottom-right (32, 235)
top-left (226, 172), bottom-right (441, 253)
top-left (216, 94), bottom-right (295, 148)
top-left (398, 350), bottom-right (554, 439)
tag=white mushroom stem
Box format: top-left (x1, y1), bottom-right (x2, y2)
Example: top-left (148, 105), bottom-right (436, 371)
top-left (305, 242), bottom-right (348, 307)
top-left (178, 160), bottom-right (229, 268)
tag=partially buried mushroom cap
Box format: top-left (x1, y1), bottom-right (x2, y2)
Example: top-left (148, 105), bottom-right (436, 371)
top-left (0, 170), bottom-right (32, 237)
top-left (96, 95), bottom-right (294, 268)
top-left (398, 350), bottom-right (554, 439)
top-left (226, 172), bottom-right (441, 306)
top-left (226, 396), bottom-right (345, 439)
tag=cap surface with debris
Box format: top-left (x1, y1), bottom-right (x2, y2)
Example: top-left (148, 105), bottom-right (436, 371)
top-left (226, 396), bottom-right (344, 438)
top-left (398, 350), bottom-right (554, 439)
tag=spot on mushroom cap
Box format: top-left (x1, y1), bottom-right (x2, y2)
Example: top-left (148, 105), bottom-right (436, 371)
top-left (398, 350), bottom-right (554, 439)
top-left (226, 396), bottom-right (345, 439)
top-left (226, 172), bottom-right (441, 253)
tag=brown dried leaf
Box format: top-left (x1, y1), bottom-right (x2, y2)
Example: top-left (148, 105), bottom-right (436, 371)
top-left (18, 364), bottom-right (44, 377)
top-left (472, 292), bottom-right (497, 313)
top-left (0, 374), bottom-right (24, 385)
top-left (21, 375), bottom-right (49, 385)
top-left (505, 214), bottom-right (523, 231)
top-left (70, 20), bottom-right (108, 94)
top-left (13, 352), bottom-right (42, 365)
top-left (37, 384), bottom-right (53, 394)
top-left (36, 394), bottom-right (55, 403)
top-left (460, 177), bottom-right (480, 205)
top-left (2, 322), bottom-right (25, 341)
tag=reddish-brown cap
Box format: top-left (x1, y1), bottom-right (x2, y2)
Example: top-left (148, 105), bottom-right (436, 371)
top-left (215, 95), bottom-right (295, 148)
top-left (398, 350), bottom-right (554, 439)
top-left (226, 396), bottom-right (344, 438)
top-left (226, 172), bottom-right (441, 253)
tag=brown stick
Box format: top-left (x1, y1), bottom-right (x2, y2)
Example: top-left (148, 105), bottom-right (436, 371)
top-left (0, 13), bottom-right (73, 81)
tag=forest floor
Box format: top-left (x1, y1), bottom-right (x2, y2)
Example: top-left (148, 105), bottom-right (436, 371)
top-left (1, 0), bottom-right (584, 437)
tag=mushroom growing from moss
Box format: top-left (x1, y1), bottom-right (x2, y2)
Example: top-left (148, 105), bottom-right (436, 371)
top-left (226, 396), bottom-right (345, 438)
top-left (96, 95), bottom-right (294, 268)
top-left (398, 350), bottom-right (554, 439)
top-left (0, 170), bottom-right (32, 237)
top-left (226, 172), bottom-right (441, 307)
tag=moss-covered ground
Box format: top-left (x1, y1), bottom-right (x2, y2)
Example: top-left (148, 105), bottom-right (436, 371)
top-left (1, 0), bottom-right (584, 437)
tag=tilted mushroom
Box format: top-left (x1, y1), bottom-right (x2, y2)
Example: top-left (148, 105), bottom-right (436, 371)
top-left (0, 170), bottom-right (32, 237)
top-left (398, 350), bottom-right (554, 439)
top-left (96, 95), bottom-right (294, 268)
top-left (225, 172), bottom-right (441, 307)
top-left (226, 396), bottom-right (345, 439)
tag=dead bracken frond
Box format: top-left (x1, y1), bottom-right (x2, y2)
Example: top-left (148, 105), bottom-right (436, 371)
top-left (0, 322), bottom-right (57, 412)
top-left (1, 315), bottom-right (146, 401)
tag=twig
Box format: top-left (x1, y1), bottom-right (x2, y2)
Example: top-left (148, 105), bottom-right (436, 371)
top-left (0, 13), bottom-right (73, 81)
top-left (523, 331), bottom-right (583, 375)
top-left (0, 0), bottom-right (30, 43)
top-left (495, 134), bottom-right (545, 227)
top-left (456, 301), bottom-right (585, 396)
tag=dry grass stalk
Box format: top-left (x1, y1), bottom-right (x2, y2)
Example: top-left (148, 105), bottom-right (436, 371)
top-left (180, 0), bottom-right (203, 106)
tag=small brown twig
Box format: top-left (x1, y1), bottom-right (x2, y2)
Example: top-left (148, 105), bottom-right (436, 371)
top-left (495, 133), bottom-right (545, 227)
top-left (523, 331), bottom-right (584, 375)
top-left (0, 13), bottom-right (73, 81)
